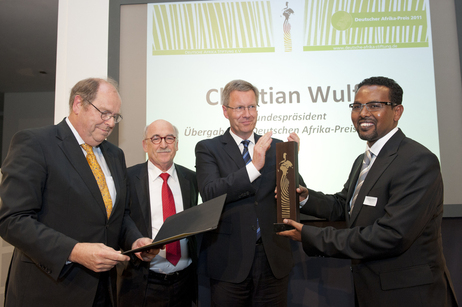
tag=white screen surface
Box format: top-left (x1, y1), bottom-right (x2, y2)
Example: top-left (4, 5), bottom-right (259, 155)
top-left (145, 0), bottom-right (439, 194)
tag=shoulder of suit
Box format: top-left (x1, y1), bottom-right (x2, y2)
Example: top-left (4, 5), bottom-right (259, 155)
top-left (175, 163), bottom-right (196, 177)
top-left (127, 162), bottom-right (146, 174)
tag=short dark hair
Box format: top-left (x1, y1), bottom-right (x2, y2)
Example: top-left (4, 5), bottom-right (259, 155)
top-left (221, 79), bottom-right (259, 106)
top-left (356, 76), bottom-right (403, 105)
top-left (68, 77), bottom-right (119, 111)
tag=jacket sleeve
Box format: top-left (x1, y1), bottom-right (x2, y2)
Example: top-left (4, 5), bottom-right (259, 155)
top-left (0, 130), bottom-right (77, 281)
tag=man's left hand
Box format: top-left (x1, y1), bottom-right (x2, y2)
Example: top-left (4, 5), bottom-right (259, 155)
top-left (277, 219), bottom-right (303, 242)
top-left (287, 132), bottom-right (300, 151)
top-left (132, 237), bottom-right (160, 262)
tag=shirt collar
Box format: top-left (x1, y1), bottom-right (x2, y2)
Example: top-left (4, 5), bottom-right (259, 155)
top-left (147, 160), bottom-right (176, 180)
top-left (229, 129), bottom-right (255, 147)
top-left (367, 127), bottom-right (399, 157)
top-left (65, 117), bottom-right (85, 146)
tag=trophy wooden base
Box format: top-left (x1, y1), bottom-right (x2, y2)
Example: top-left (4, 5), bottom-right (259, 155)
top-left (274, 223), bottom-right (295, 232)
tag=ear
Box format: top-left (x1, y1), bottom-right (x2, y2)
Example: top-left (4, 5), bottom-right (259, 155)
top-left (222, 105), bottom-right (229, 119)
top-left (72, 95), bottom-right (84, 115)
top-left (175, 139), bottom-right (179, 151)
top-left (142, 139), bottom-right (148, 153)
top-left (393, 104), bottom-right (404, 122)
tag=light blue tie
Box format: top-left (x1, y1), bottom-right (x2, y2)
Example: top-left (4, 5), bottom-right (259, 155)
top-left (241, 140), bottom-right (261, 240)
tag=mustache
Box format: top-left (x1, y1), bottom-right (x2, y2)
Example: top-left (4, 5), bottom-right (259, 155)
top-left (156, 148), bottom-right (172, 153)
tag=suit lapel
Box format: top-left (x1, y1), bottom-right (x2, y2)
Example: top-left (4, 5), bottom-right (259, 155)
top-left (221, 129), bottom-right (247, 169)
top-left (176, 165), bottom-right (192, 210)
top-left (136, 163), bottom-right (152, 237)
top-left (349, 130), bottom-right (405, 225)
top-left (55, 120), bottom-right (107, 217)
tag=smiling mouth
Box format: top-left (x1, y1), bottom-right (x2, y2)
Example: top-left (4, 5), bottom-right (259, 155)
top-left (359, 122), bottom-right (375, 129)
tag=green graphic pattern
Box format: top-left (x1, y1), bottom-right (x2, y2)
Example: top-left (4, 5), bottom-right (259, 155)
top-left (150, 1), bottom-right (274, 55)
top-left (303, 0), bottom-right (429, 51)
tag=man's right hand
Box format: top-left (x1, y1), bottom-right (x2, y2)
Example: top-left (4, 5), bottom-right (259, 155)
top-left (252, 131), bottom-right (273, 171)
top-left (68, 242), bottom-right (130, 272)
top-left (296, 186), bottom-right (309, 202)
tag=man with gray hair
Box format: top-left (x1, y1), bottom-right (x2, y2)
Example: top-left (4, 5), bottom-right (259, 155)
top-left (0, 77), bottom-right (157, 307)
top-left (195, 79), bottom-right (304, 306)
top-left (118, 119), bottom-right (199, 307)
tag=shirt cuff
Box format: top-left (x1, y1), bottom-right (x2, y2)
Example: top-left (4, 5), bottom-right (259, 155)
top-left (299, 195), bottom-right (309, 208)
top-left (246, 162), bottom-right (261, 182)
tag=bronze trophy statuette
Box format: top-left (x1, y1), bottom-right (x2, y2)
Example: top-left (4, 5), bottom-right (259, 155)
top-left (274, 141), bottom-right (300, 232)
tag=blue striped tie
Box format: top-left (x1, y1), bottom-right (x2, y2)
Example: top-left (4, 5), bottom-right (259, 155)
top-left (241, 140), bottom-right (261, 240)
top-left (242, 140), bottom-right (251, 165)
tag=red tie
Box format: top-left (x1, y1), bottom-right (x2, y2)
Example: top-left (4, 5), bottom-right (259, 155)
top-left (160, 173), bottom-right (181, 265)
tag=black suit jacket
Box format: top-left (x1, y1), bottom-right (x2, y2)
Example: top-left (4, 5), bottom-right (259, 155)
top-left (301, 129), bottom-right (458, 307)
top-left (117, 162), bottom-right (199, 306)
top-left (0, 119), bottom-right (142, 307)
top-left (195, 128), bottom-right (304, 283)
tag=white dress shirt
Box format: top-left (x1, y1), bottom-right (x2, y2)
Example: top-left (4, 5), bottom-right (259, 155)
top-left (147, 162), bottom-right (191, 274)
top-left (65, 117), bottom-right (117, 207)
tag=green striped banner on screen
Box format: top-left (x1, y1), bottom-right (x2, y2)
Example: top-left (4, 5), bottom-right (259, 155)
top-left (303, 0), bottom-right (429, 51)
top-left (150, 1), bottom-right (274, 55)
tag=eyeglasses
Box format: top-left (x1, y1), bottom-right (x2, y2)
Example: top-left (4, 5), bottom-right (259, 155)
top-left (89, 101), bottom-right (123, 123)
top-left (145, 135), bottom-right (176, 144)
top-left (349, 101), bottom-right (396, 113)
top-left (225, 105), bottom-right (258, 113)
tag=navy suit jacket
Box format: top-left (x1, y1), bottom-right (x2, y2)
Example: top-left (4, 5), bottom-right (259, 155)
top-left (117, 162), bottom-right (199, 306)
top-left (0, 119), bottom-right (142, 307)
top-left (301, 129), bottom-right (458, 307)
top-left (195, 128), bottom-right (303, 283)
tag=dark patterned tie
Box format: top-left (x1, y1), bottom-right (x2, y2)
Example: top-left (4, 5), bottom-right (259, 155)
top-left (242, 140), bottom-right (251, 165)
top-left (350, 149), bottom-right (373, 213)
top-left (241, 140), bottom-right (260, 240)
top-left (160, 173), bottom-right (181, 265)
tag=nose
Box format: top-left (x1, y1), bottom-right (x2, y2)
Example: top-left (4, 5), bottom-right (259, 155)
top-left (242, 106), bottom-right (252, 117)
top-left (105, 116), bottom-right (116, 127)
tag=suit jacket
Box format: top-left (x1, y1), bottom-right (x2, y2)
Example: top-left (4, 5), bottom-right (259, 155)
top-left (195, 128), bottom-right (304, 283)
top-left (0, 119), bottom-right (142, 307)
top-left (117, 162), bottom-right (199, 306)
top-left (301, 129), bottom-right (458, 307)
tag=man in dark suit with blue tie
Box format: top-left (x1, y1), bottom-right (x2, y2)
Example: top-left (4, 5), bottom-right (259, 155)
top-left (279, 76), bottom-right (458, 307)
top-left (195, 79), bottom-right (303, 307)
top-left (0, 78), bottom-right (158, 307)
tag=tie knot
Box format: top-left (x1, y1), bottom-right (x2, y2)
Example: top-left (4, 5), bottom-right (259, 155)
top-left (242, 140), bottom-right (250, 148)
top-left (364, 150), bottom-right (372, 165)
top-left (160, 173), bottom-right (170, 182)
top-left (81, 143), bottom-right (93, 154)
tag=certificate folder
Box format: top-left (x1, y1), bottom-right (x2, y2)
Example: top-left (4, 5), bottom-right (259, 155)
top-left (123, 193), bottom-right (227, 255)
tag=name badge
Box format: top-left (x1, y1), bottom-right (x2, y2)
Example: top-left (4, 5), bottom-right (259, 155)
top-left (364, 196), bottom-right (377, 207)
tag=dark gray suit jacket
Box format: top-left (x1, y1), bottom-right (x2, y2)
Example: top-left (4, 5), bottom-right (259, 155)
top-left (195, 128), bottom-right (304, 283)
top-left (117, 162), bottom-right (199, 306)
top-left (0, 119), bottom-right (142, 307)
top-left (301, 129), bottom-right (458, 307)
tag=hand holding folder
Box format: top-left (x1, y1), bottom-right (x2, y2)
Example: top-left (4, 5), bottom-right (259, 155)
top-left (123, 193), bottom-right (226, 255)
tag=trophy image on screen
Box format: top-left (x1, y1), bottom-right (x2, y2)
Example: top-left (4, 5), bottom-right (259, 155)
top-left (274, 141), bottom-right (300, 232)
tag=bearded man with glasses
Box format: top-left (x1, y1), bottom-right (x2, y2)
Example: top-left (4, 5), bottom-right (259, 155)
top-left (279, 76), bottom-right (458, 307)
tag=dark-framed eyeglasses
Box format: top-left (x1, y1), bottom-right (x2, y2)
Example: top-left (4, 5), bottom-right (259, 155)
top-left (225, 105), bottom-right (258, 113)
top-left (349, 101), bottom-right (396, 113)
top-left (88, 101), bottom-right (123, 123)
top-left (145, 135), bottom-right (176, 144)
